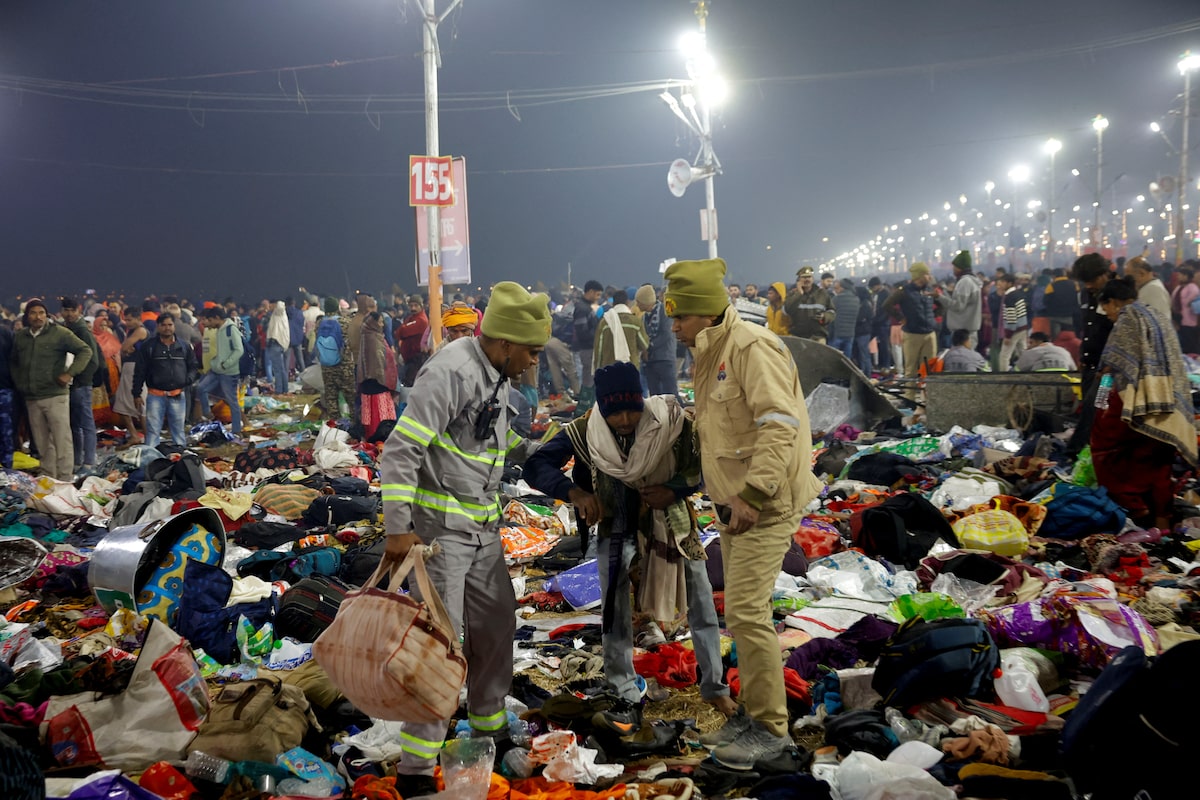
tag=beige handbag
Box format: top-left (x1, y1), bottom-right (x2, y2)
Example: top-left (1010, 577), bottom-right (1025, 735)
top-left (313, 543), bottom-right (466, 722)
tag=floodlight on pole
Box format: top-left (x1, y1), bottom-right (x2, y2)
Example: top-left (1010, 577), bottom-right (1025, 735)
top-left (662, 0), bottom-right (723, 259)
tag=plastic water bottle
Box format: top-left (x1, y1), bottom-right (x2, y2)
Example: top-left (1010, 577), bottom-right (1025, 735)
top-left (184, 751), bottom-right (232, 784)
top-left (501, 747), bottom-right (533, 779)
top-left (1094, 373), bottom-right (1114, 410)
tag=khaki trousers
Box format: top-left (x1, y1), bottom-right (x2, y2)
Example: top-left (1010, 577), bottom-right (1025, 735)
top-left (27, 394), bottom-right (74, 481)
top-left (719, 514), bottom-right (798, 737)
top-left (901, 332), bottom-right (937, 401)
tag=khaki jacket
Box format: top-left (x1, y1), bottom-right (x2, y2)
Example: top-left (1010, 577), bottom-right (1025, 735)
top-left (692, 307), bottom-right (823, 523)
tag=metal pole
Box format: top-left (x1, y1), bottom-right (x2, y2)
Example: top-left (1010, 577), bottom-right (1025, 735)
top-left (1178, 68), bottom-right (1191, 264)
top-left (1094, 128), bottom-right (1102, 248)
top-left (1047, 151), bottom-right (1055, 267)
top-left (703, 102), bottom-right (717, 259)
top-left (421, 0), bottom-right (444, 346)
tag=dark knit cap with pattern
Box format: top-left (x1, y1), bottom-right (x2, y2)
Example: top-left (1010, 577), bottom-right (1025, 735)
top-left (594, 362), bottom-right (644, 417)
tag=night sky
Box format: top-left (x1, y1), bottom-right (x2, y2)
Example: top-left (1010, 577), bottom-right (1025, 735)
top-left (2, 0), bottom-right (1198, 305)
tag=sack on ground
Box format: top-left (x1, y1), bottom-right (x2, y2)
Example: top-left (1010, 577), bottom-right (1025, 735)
top-left (42, 621), bottom-right (209, 771)
top-left (188, 675), bottom-right (319, 763)
top-left (951, 509), bottom-right (1030, 557)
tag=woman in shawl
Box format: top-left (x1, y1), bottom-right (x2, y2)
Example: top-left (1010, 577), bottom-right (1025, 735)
top-left (356, 311), bottom-right (397, 440)
top-left (92, 314), bottom-right (121, 394)
top-left (1093, 277), bottom-right (1198, 529)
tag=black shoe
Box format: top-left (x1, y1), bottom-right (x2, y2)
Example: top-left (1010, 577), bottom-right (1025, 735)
top-left (591, 697), bottom-right (643, 737)
top-left (394, 772), bottom-right (437, 798)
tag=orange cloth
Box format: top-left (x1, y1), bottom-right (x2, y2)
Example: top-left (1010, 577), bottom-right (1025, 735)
top-left (443, 305), bottom-right (479, 329)
top-left (509, 778), bottom-right (627, 800)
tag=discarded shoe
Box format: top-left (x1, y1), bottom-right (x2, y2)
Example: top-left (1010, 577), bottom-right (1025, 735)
top-left (711, 719), bottom-right (793, 771)
top-left (697, 706), bottom-right (752, 750)
top-left (592, 696), bottom-right (643, 736)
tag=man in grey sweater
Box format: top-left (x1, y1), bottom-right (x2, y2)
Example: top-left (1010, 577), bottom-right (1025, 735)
top-left (828, 279), bottom-right (861, 362)
top-left (944, 250), bottom-right (983, 348)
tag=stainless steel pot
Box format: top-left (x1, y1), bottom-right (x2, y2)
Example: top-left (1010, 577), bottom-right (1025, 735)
top-left (89, 506), bottom-right (225, 614)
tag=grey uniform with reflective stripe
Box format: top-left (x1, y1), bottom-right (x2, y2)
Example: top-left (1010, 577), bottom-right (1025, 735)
top-left (379, 336), bottom-right (537, 774)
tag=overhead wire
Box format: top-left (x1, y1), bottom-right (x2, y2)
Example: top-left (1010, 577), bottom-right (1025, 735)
top-left (0, 16), bottom-right (1196, 116)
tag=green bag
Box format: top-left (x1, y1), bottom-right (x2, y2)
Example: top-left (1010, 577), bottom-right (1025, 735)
top-left (1070, 446), bottom-right (1097, 488)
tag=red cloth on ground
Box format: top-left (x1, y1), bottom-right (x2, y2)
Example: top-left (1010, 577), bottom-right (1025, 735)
top-left (633, 642), bottom-right (697, 689)
top-left (728, 667), bottom-right (811, 704)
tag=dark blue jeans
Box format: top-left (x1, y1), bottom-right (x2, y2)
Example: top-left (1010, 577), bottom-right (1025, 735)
top-left (0, 388), bottom-right (13, 469)
top-left (69, 385), bottom-right (97, 467)
top-left (266, 341), bottom-right (287, 395)
top-left (643, 360), bottom-right (678, 398)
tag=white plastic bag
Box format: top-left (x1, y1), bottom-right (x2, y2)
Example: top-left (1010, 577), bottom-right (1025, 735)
top-left (837, 751), bottom-right (956, 800)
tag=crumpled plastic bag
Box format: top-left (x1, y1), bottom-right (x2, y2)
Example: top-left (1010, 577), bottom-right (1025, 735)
top-left (929, 572), bottom-right (1000, 615)
top-left (836, 751), bottom-right (956, 800)
top-left (541, 740), bottom-right (622, 784)
top-left (334, 719), bottom-right (407, 762)
top-left (1070, 445), bottom-right (1097, 487)
top-left (501, 526), bottom-right (561, 561)
top-left (806, 382), bottom-right (850, 435)
top-left (929, 476), bottom-right (1004, 511)
top-left (979, 590), bottom-right (1158, 669)
top-left (50, 769), bottom-right (165, 800)
top-left (889, 592), bottom-right (964, 622)
top-left (806, 551), bottom-right (918, 603)
top-left (437, 737), bottom-right (495, 800)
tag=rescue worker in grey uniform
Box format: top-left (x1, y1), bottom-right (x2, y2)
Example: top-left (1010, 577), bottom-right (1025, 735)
top-left (379, 281), bottom-right (551, 793)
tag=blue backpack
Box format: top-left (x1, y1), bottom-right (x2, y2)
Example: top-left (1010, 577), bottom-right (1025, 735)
top-left (315, 318), bottom-right (344, 367)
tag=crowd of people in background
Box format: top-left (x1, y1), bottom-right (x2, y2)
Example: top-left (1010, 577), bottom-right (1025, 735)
top-left (2, 249), bottom-right (1199, 487)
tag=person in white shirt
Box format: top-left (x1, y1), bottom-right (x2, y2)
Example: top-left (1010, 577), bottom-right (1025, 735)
top-left (1126, 256), bottom-right (1171, 323)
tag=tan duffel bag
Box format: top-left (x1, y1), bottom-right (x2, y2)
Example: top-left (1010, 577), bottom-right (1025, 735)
top-left (313, 542), bottom-right (466, 722)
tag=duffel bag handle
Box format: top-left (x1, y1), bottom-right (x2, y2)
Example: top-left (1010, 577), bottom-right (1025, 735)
top-left (361, 541), bottom-right (459, 653)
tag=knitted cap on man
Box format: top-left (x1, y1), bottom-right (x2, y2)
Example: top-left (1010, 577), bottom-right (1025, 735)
top-left (663, 258), bottom-right (730, 317)
top-left (481, 282), bottom-right (551, 346)
top-left (594, 361), bottom-right (644, 417)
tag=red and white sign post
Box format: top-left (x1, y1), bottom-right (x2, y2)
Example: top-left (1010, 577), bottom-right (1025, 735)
top-left (410, 155), bottom-right (455, 348)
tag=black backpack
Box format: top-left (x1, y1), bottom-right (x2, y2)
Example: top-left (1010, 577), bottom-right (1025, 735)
top-left (1060, 641), bottom-right (1200, 799)
top-left (872, 617), bottom-right (999, 709)
top-left (303, 495), bottom-right (379, 527)
top-left (855, 492), bottom-right (958, 569)
top-left (338, 537), bottom-right (388, 587)
top-left (275, 575), bottom-right (352, 643)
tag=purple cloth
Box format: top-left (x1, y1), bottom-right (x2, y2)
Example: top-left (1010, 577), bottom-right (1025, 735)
top-left (785, 615), bottom-right (899, 680)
